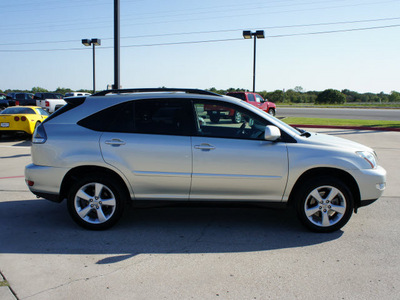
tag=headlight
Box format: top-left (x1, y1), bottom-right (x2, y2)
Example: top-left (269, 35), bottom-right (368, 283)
top-left (357, 151), bottom-right (377, 169)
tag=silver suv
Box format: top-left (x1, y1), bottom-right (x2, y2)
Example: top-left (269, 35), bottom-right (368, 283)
top-left (25, 88), bottom-right (386, 232)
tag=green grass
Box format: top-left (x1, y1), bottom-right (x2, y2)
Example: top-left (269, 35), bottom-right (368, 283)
top-left (278, 103), bottom-right (400, 108)
top-left (282, 117), bottom-right (400, 129)
top-left (0, 280), bottom-right (9, 287)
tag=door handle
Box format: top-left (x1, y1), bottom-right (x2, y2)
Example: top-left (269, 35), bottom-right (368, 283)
top-left (105, 139), bottom-right (126, 146)
top-left (194, 143), bottom-right (216, 151)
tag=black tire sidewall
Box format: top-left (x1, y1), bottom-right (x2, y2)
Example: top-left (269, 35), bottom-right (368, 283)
top-left (67, 174), bottom-right (126, 230)
top-left (296, 177), bottom-right (354, 233)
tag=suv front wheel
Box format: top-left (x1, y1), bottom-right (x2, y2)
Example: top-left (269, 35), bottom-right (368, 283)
top-left (296, 177), bottom-right (354, 233)
top-left (67, 174), bottom-right (126, 230)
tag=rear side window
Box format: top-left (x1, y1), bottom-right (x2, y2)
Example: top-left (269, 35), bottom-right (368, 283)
top-left (227, 93), bottom-right (246, 101)
top-left (78, 98), bottom-right (195, 136)
top-left (247, 94), bottom-right (256, 102)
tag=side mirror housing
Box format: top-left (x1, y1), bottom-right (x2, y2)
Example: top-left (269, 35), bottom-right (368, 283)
top-left (264, 125), bottom-right (281, 141)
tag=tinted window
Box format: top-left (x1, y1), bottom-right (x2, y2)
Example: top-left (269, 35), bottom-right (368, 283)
top-left (78, 99), bottom-right (195, 136)
top-left (227, 93), bottom-right (246, 101)
top-left (1, 107), bottom-right (35, 114)
top-left (247, 94), bottom-right (256, 102)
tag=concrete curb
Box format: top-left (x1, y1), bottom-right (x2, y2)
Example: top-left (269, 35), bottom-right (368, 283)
top-left (289, 124), bottom-right (400, 132)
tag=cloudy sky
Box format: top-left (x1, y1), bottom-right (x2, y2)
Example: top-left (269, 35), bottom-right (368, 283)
top-left (1, 0), bottom-right (399, 93)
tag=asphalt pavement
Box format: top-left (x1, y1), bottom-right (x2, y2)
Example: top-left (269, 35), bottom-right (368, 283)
top-left (0, 129), bottom-right (399, 300)
top-left (278, 107), bottom-right (400, 120)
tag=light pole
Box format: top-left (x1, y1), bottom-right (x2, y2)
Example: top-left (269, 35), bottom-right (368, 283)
top-left (82, 38), bottom-right (101, 93)
top-left (114, 0), bottom-right (120, 90)
top-left (243, 30), bottom-right (264, 93)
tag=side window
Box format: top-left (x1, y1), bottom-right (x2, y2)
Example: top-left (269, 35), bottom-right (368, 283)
top-left (247, 94), bottom-right (256, 102)
top-left (133, 99), bottom-right (194, 135)
top-left (78, 102), bottom-right (133, 132)
top-left (255, 94), bottom-right (263, 103)
top-left (194, 100), bottom-right (272, 140)
top-left (78, 99), bottom-right (195, 136)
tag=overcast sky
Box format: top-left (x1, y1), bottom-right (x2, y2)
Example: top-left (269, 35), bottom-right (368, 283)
top-left (1, 0), bottom-right (399, 93)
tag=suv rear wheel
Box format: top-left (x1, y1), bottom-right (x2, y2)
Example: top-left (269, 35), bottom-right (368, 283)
top-left (67, 174), bottom-right (126, 230)
top-left (296, 177), bottom-right (354, 233)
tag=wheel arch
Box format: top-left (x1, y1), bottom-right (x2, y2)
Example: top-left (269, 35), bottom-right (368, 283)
top-left (60, 165), bottom-right (132, 203)
top-left (287, 167), bottom-right (361, 210)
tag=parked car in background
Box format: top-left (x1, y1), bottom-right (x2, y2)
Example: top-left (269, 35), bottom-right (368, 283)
top-left (25, 88), bottom-right (386, 232)
top-left (204, 91), bottom-right (277, 123)
top-left (65, 92), bottom-right (91, 97)
top-left (227, 92), bottom-right (277, 116)
top-left (0, 93), bottom-right (16, 110)
top-left (0, 106), bottom-right (49, 136)
top-left (35, 92), bottom-right (66, 113)
top-left (14, 93), bottom-right (36, 106)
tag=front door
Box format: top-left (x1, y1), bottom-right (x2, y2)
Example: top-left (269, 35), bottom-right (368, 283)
top-left (190, 101), bottom-right (288, 202)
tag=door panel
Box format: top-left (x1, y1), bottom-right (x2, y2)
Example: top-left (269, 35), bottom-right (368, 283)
top-left (191, 100), bottom-right (289, 201)
top-left (101, 133), bottom-right (192, 200)
top-left (191, 137), bottom-right (288, 201)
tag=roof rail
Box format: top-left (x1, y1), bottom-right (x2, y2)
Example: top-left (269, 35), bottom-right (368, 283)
top-left (92, 88), bottom-right (222, 97)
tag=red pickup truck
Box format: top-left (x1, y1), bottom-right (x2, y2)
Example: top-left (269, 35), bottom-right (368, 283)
top-left (204, 92), bottom-right (277, 123)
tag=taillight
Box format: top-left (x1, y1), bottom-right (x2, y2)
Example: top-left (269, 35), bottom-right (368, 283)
top-left (45, 101), bottom-right (49, 107)
top-left (32, 123), bottom-right (47, 144)
top-left (21, 116), bottom-right (27, 121)
top-left (16, 101), bottom-right (20, 106)
top-left (14, 116), bottom-right (20, 121)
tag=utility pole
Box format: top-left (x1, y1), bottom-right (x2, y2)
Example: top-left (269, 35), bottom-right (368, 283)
top-left (114, 0), bottom-right (120, 90)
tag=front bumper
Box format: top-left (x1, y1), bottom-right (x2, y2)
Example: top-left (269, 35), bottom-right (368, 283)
top-left (350, 165), bottom-right (386, 207)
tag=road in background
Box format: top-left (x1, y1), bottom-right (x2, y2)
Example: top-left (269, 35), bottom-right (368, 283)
top-left (0, 129), bottom-right (399, 300)
top-left (278, 107), bottom-right (400, 120)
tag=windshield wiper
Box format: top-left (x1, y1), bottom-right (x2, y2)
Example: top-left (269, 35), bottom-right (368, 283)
top-left (294, 127), bottom-right (311, 137)
top-left (300, 131), bottom-right (311, 137)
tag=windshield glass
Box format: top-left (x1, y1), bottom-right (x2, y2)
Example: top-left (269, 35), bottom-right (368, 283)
top-left (1, 107), bottom-right (35, 114)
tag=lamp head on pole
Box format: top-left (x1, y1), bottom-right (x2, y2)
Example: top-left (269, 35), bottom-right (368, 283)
top-left (242, 30), bottom-right (252, 39)
top-left (92, 38), bottom-right (101, 46)
top-left (255, 30), bottom-right (265, 39)
top-left (81, 39), bottom-right (91, 46)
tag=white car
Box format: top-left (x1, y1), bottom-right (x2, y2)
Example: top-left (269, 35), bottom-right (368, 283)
top-left (25, 88), bottom-right (386, 232)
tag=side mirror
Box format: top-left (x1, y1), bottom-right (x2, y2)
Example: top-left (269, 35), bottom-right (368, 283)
top-left (264, 125), bottom-right (281, 141)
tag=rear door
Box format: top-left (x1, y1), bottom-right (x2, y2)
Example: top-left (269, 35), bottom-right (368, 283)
top-left (98, 98), bottom-right (195, 200)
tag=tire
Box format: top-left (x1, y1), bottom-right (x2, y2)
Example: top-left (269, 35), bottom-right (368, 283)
top-left (209, 112), bottom-right (220, 123)
top-left (268, 108), bottom-right (275, 116)
top-left (67, 174), bottom-right (126, 230)
top-left (232, 111), bottom-right (242, 123)
top-left (295, 177), bottom-right (354, 233)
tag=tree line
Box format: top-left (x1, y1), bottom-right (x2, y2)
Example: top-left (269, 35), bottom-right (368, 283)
top-left (2, 86), bottom-right (399, 104)
top-left (0, 87), bottom-right (92, 96)
top-left (208, 87), bottom-right (400, 104)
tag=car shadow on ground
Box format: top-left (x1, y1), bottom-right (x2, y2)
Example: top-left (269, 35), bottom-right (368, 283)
top-left (0, 133), bottom-right (31, 146)
top-left (0, 199), bottom-right (342, 264)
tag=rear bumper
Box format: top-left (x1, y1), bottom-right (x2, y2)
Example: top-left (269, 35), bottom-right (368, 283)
top-left (25, 163), bottom-right (69, 202)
